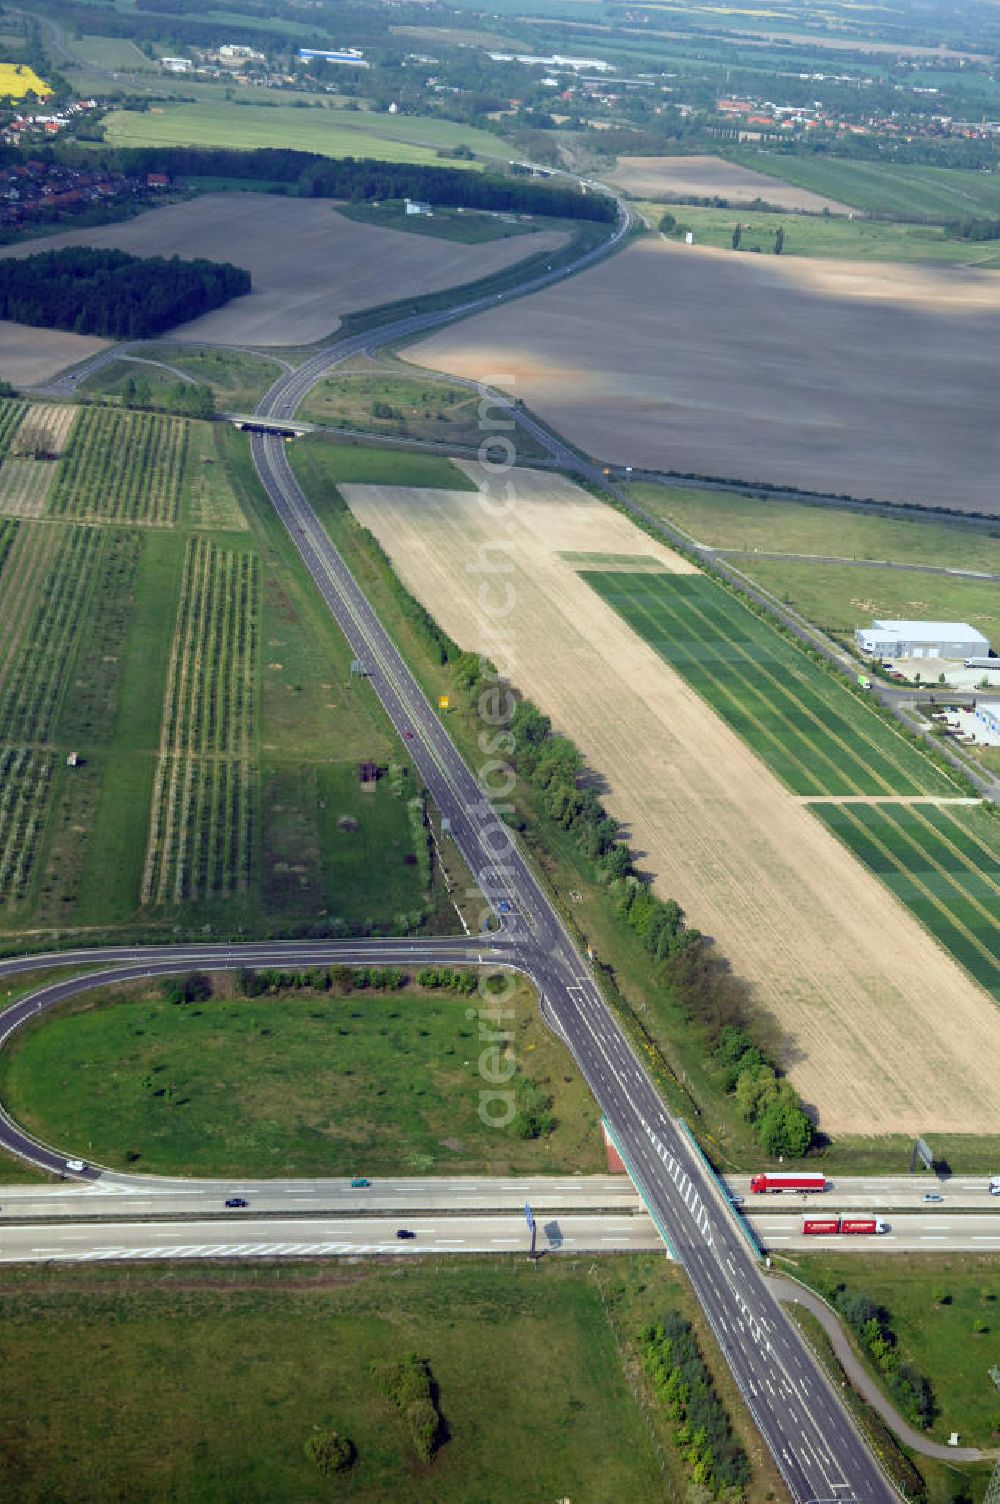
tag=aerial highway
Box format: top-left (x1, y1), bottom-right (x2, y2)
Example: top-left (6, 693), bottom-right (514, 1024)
top-left (239, 271), bottom-right (900, 1504)
top-left (0, 183), bottom-right (916, 1500)
top-left (727, 1173), bottom-right (1000, 1211)
top-left (0, 1213), bottom-right (661, 1265)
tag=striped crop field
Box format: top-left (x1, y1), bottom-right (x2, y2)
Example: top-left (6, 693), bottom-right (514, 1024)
top-left (581, 571), bottom-right (960, 797)
top-left (812, 802), bottom-right (1000, 1002)
top-left (49, 408), bottom-right (187, 526)
top-left (0, 748), bottom-right (54, 904)
top-left (142, 536), bottom-right (260, 905)
top-left (0, 399), bottom-right (27, 461)
top-left (0, 523), bottom-right (102, 744)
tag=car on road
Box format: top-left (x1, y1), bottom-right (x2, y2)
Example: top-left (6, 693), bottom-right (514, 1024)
top-left (728, 1194), bottom-right (744, 1207)
top-left (395, 1228), bottom-right (416, 1240)
top-left (225, 1197), bottom-right (249, 1209)
top-left (350, 1177), bottom-right (371, 1188)
top-left (921, 1192), bottom-right (943, 1203)
top-left (403, 730), bottom-right (413, 741)
top-left (65, 1159), bottom-right (86, 1172)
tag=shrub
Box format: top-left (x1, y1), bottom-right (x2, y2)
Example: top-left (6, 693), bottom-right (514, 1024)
top-left (304, 1431), bottom-right (356, 1475)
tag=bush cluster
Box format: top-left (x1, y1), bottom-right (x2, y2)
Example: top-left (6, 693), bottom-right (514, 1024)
top-left (714, 1026), bottom-right (812, 1158)
top-left (236, 964), bottom-right (405, 994)
top-left (834, 1289), bottom-right (935, 1429)
top-left (415, 967), bottom-right (478, 993)
top-left (161, 971), bottom-right (213, 1006)
top-left (304, 1430), bottom-right (356, 1476)
top-left (120, 374), bottom-right (214, 419)
top-left (370, 1354), bottom-right (443, 1464)
top-left (641, 1314), bottom-right (750, 1495)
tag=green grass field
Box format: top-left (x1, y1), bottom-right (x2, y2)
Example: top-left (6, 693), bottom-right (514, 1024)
top-left (732, 558), bottom-right (1000, 646)
top-left (648, 202), bottom-right (1000, 267)
top-left (299, 370), bottom-right (546, 457)
top-left (731, 151), bottom-right (1000, 221)
top-left (795, 1255), bottom-right (1000, 1450)
top-left (1, 978), bottom-right (602, 1177)
top-left (290, 435), bottom-right (476, 490)
top-left (103, 101), bottom-right (493, 166)
top-left (811, 802), bottom-right (1000, 1002)
top-left (338, 200), bottom-right (540, 242)
top-left (628, 482), bottom-right (1000, 573)
top-left (84, 345), bottom-right (284, 414)
top-left (0, 1255), bottom-right (770, 1504)
top-left (580, 570), bottom-right (961, 796)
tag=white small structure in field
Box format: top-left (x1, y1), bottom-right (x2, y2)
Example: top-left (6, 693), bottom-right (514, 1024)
top-left (684, 230), bottom-right (694, 245)
top-left (405, 199), bottom-right (432, 217)
top-left (66, 752), bottom-right (79, 768)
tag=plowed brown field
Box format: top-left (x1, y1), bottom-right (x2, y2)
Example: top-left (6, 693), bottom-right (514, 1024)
top-left (607, 154), bottom-right (852, 213)
top-left (340, 465), bottom-right (1000, 1134)
top-left (0, 196), bottom-right (569, 347)
top-left (405, 237), bottom-right (1000, 514)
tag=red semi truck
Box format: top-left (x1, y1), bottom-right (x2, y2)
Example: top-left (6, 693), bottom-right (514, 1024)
top-left (750, 1172), bottom-right (826, 1194)
top-left (802, 1216), bottom-right (888, 1236)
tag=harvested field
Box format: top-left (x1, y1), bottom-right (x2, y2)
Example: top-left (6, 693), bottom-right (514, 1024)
top-left (340, 465), bottom-right (1000, 1134)
top-left (0, 322), bottom-right (109, 387)
top-left (608, 154), bottom-right (852, 213)
top-left (406, 237), bottom-right (1000, 513)
top-left (0, 196), bottom-right (569, 347)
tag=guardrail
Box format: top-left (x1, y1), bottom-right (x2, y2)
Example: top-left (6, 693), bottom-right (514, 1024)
top-left (601, 1116), bottom-right (678, 1260)
top-left (677, 1118), bottom-right (762, 1261)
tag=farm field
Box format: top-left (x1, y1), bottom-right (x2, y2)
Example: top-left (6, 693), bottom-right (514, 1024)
top-left (1, 978), bottom-right (603, 1177)
top-left (0, 62), bottom-right (50, 99)
top-left (103, 100), bottom-right (503, 162)
top-left (141, 535), bottom-right (259, 907)
top-left (0, 1257), bottom-right (741, 1504)
top-left (580, 571), bottom-right (960, 797)
top-left (0, 321), bottom-right (109, 387)
top-left (649, 203), bottom-right (1000, 267)
top-left (405, 236), bottom-right (1000, 513)
top-left (50, 408), bottom-right (186, 525)
top-left (0, 195), bottom-right (568, 347)
top-left (730, 558), bottom-right (1000, 645)
top-left (609, 153), bottom-right (852, 212)
top-left (731, 150), bottom-right (1000, 220)
top-left (338, 200), bottom-right (542, 243)
top-left (0, 419), bottom-right (438, 939)
top-left (338, 464), bottom-right (1000, 1134)
top-left (811, 803), bottom-right (1000, 1004)
top-left (627, 482), bottom-right (1000, 573)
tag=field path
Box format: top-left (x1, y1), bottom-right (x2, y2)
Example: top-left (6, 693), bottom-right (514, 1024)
top-left (340, 466), bottom-right (1000, 1134)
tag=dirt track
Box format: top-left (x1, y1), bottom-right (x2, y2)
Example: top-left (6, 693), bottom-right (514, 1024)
top-left (405, 237), bottom-right (1000, 515)
top-left (0, 196), bottom-right (568, 348)
top-left (340, 466), bottom-right (1000, 1135)
top-left (608, 154), bottom-right (852, 213)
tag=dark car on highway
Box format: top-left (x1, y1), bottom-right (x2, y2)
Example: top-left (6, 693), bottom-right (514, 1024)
top-left (225, 1197), bottom-right (249, 1209)
top-left (395, 1228), bottom-right (416, 1240)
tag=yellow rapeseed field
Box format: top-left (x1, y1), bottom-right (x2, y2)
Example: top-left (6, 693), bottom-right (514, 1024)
top-left (0, 63), bottom-right (51, 99)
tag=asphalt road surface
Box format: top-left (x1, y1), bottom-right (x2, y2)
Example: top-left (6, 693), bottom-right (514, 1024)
top-left (756, 1214), bottom-right (1000, 1253)
top-left (0, 1213), bottom-right (660, 1264)
top-left (727, 1174), bottom-right (1000, 1211)
top-left (242, 344), bottom-right (900, 1502)
top-left (0, 1176), bottom-right (644, 1220)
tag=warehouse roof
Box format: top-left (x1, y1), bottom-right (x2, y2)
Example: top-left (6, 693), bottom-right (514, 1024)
top-left (863, 619), bottom-right (989, 642)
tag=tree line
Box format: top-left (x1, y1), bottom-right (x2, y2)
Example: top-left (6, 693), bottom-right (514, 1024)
top-left (450, 650), bottom-right (815, 1161)
top-left (25, 142), bottom-right (616, 223)
top-left (0, 247), bottom-right (249, 338)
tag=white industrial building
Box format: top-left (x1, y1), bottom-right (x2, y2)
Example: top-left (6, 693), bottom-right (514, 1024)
top-left (855, 619), bottom-right (991, 661)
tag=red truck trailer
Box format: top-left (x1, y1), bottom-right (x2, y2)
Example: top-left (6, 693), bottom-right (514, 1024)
top-left (802, 1216), bottom-right (888, 1236)
top-left (750, 1171), bottom-right (827, 1194)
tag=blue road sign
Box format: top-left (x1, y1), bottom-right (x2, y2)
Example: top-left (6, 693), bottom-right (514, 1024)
top-left (524, 1202), bottom-right (534, 1229)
